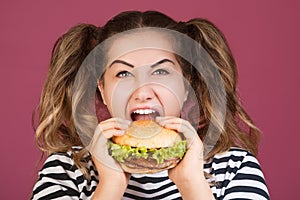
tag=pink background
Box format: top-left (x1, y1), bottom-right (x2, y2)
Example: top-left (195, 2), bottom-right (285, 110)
top-left (1, 0), bottom-right (299, 199)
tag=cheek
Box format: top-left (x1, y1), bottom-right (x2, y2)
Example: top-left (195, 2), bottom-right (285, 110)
top-left (156, 86), bottom-right (186, 117)
top-left (103, 80), bottom-right (135, 118)
top-left (154, 71), bottom-right (187, 106)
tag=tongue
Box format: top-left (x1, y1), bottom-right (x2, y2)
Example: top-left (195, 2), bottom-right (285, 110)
top-left (132, 113), bottom-right (158, 121)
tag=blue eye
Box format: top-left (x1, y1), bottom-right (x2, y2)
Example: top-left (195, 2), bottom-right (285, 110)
top-left (116, 71), bottom-right (133, 78)
top-left (152, 69), bottom-right (169, 75)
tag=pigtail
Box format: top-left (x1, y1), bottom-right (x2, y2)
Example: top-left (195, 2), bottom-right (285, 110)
top-left (35, 24), bottom-right (100, 169)
top-left (185, 19), bottom-right (260, 157)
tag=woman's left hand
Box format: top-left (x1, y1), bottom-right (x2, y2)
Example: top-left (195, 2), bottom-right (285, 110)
top-left (156, 116), bottom-right (204, 183)
top-left (156, 116), bottom-right (214, 200)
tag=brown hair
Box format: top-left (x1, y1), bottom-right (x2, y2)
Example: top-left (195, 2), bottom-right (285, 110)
top-left (34, 24), bottom-right (100, 173)
top-left (34, 11), bottom-right (260, 176)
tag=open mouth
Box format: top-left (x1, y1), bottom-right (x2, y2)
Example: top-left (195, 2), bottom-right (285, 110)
top-left (130, 109), bottom-right (160, 121)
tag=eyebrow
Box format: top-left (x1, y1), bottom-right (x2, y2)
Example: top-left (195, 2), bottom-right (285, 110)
top-left (109, 60), bottom-right (134, 68)
top-left (150, 59), bottom-right (175, 68)
top-left (109, 58), bottom-right (175, 68)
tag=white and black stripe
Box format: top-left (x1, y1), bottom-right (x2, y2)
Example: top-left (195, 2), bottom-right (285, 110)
top-left (31, 147), bottom-right (270, 200)
top-left (124, 172), bottom-right (181, 200)
top-left (207, 148), bottom-right (270, 199)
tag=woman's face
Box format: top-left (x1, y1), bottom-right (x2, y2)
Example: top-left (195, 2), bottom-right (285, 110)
top-left (98, 32), bottom-right (188, 121)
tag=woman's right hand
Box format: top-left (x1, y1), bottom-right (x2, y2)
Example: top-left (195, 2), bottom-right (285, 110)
top-left (89, 118), bottom-right (131, 200)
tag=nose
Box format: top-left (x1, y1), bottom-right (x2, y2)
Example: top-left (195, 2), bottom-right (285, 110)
top-left (132, 85), bottom-right (155, 102)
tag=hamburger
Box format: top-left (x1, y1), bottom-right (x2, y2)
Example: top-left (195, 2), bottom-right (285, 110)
top-left (107, 120), bottom-right (187, 174)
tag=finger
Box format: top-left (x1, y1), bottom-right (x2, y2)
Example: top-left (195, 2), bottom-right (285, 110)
top-left (90, 133), bottom-right (123, 172)
top-left (100, 118), bottom-right (131, 131)
top-left (155, 116), bottom-right (175, 124)
top-left (94, 118), bottom-right (130, 139)
top-left (104, 117), bottom-right (131, 126)
top-left (91, 119), bottom-right (128, 153)
top-left (156, 116), bottom-right (198, 147)
top-left (163, 123), bottom-right (197, 145)
top-left (156, 116), bottom-right (193, 133)
top-left (92, 126), bottom-right (127, 152)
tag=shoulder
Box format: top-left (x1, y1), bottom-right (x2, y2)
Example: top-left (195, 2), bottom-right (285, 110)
top-left (206, 147), bottom-right (260, 167)
top-left (205, 147), bottom-right (270, 200)
top-left (205, 147), bottom-right (265, 180)
top-left (31, 147), bottom-right (97, 199)
top-left (39, 147), bottom-right (87, 175)
top-left (41, 152), bottom-right (76, 173)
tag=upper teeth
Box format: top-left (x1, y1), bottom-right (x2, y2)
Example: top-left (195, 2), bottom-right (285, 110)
top-left (133, 109), bottom-right (156, 115)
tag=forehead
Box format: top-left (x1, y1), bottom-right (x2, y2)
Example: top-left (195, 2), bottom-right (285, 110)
top-left (107, 30), bottom-right (175, 64)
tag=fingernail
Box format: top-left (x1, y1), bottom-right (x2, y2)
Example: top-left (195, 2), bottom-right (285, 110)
top-left (156, 120), bottom-right (166, 126)
top-left (116, 130), bottom-right (125, 135)
top-left (156, 116), bottom-right (163, 121)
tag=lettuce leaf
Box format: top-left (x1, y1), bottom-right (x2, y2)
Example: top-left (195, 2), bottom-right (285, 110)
top-left (107, 140), bottom-right (187, 164)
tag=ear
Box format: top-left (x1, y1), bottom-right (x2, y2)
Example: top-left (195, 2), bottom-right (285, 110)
top-left (97, 79), bottom-right (107, 105)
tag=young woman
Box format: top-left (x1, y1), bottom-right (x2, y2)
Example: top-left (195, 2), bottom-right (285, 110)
top-left (31, 11), bottom-right (270, 199)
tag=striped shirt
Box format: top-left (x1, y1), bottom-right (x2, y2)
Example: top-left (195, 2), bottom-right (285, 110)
top-left (31, 147), bottom-right (270, 199)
